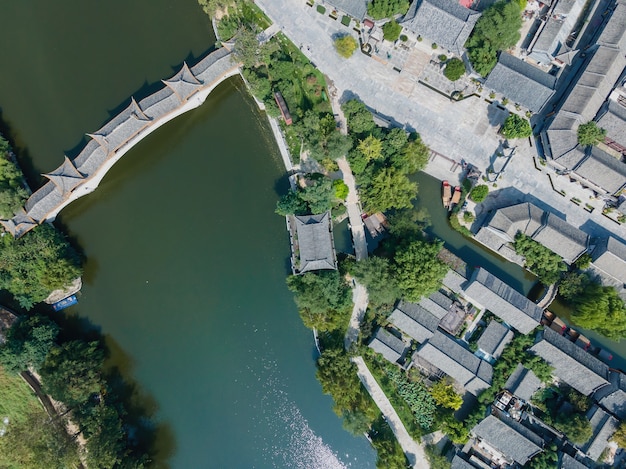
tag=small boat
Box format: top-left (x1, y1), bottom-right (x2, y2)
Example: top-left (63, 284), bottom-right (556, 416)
top-left (51, 295), bottom-right (78, 312)
top-left (442, 181), bottom-right (452, 208)
top-left (449, 186), bottom-right (462, 211)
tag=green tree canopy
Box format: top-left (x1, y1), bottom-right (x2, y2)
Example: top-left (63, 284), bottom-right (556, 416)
top-left (286, 271), bottom-right (352, 331)
top-left (613, 421), bottom-right (626, 448)
top-left (352, 256), bottom-right (400, 306)
top-left (333, 179), bottom-right (349, 200)
top-left (568, 282), bottom-right (626, 339)
top-left (275, 190), bottom-right (308, 216)
top-left (382, 20), bottom-right (402, 42)
top-left (391, 139), bottom-right (429, 174)
top-left (554, 413), bottom-right (592, 444)
top-left (0, 224), bottom-right (82, 309)
top-left (233, 27), bottom-right (263, 68)
top-left (513, 233), bottom-right (566, 285)
top-left (358, 135), bottom-right (384, 162)
top-left (341, 100), bottom-right (375, 135)
top-left (394, 240), bottom-right (448, 301)
top-left (361, 167), bottom-right (417, 213)
top-left (469, 184), bottom-right (489, 202)
top-left (0, 152), bottom-right (28, 219)
top-left (430, 380), bottom-right (463, 410)
top-left (466, 1), bottom-right (522, 76)
top-left (300, 175), bottom-right (335, 214)
top-left (559, 271), bottom-right (593, 300)
top-left (40, 340), bottom-right (104, 407)
top-left (0, 315), bottom-right (59, 374)
top-left (334, 35), bottom-right (358, 58)
top-left (443, 58), bottom-right (466, 82)
top-left (501, 113), bottom-right (532, 139)
top-left (367, 0), bottom-right (410, 19)
top-left (577, 121), bottom-right (606, 146)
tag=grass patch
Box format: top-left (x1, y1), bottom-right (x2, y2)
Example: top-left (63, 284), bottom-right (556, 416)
top-left (281, 122), bottom-right (302, 163)
top-left (317, 4), bottom-right (326, 14)
top-left (341, 15), bottom-right (351, 26)
top-left (216, 1), bottom-right (271, 41)
top-left (0, 367), bottom-right (42, 425)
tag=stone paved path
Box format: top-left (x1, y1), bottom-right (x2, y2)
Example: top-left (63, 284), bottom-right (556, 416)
top-left (352, 357), bottom-right (429, 468)
top-left (344, 281), bottom-right (368, 351)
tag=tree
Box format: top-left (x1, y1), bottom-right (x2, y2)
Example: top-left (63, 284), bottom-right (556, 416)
top-left (425, 444), bottom-right (451, 469)
top-left (387, 208), bottom-right (431, 240)
top-left (0, 315), bottom-right (59, 374)
top-left (513, 233), bottom-right (567, 285)
top-left (559, 271), bottom-right (592, 300)
top-left (527, 444), bottom-right (558, 469)
top-left (358, 135), bottom-right (384, 161)
top-left (83, 403), bottom-right (125, 469)
top-left (233, 27), bottom-right (263, 69)
top-left (430, 380), bottom-right (463, 410)
top-left (275, 190), bottom-right (308, 216)
top-left (197, 0), bottom-right (233, 17)
top-left (469, 184), bottom-right (489, 202)
top-left (466, 1), bottom-right (523, 76)
top-left (332, 179), bottom-right (349, 200)
top-left (382, 20), bottom-right (402, 42)
top-left (501, 113), bottom-right (532, 139)
top-left (554, 413), bottom-right (592, 444)
top-left (443, 58), bottom-right (466, 81)
top-left (367, 0), bottom-right (410, 19)
top-left (394, 240), bottom-right (448, 301)
top-left (574, 252), bottom-right (592, 269)
top-left (361, 167), bottom-right (417, 213)
top-left (334, 35), bottom-right (358, 58)
top-left (569, 283), bottom-right (626, 339)
top-left (300, 176), bottom-right (335, 214)
top-left (613, 421), bottom-right (626, 448)
top-left (0, 155), bottom-right (29, 219)
top-left (369, 416), bottom-right (410, 469)
top-left (391, 139), bottom-right (429, 174)
top-left (0, 223), bottom-right (82, 309)
top-left (352, 256), bottom-right (400, 306)
top-left (40, 340), bottom-right (104, 406)
top-left (577, 121), bottom-right (606, 146)
top-left (286, 271), bottom-right (352, 331)
top-left (342, 100), bottom-right (375, 135)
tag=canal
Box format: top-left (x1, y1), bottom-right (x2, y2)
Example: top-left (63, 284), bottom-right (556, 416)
top-left (0, 1), bottom-right (374, 467)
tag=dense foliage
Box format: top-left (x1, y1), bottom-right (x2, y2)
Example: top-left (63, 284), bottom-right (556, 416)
top-left (367, 0), bottom-right (410, 19)
top-left (0, 223), bottom-right (82, 309)
top-left (513, 233), bottom-right (566, 285)
top-left (501, 113), bottom-right (532, 139)
top-left (334, 35), bottom-right (359, 58)
top-left (425, 444), bottom-right (451, 469)
top-left (0, 135), bottom-right (28, 219)
top-left (286, 271), bottom-right (352, 331)
top-left (465, 1), bottom-right (522, 76)
top-left (613, 421), bottom-right (626, 448)
top-left (568, 281), bottom-right (626, 339)
top-left (430, 380), bottom-right (463, 410)
top-left (394, 240), bottom-right (448, 302)
top-left (275, 174), bottom-right (340, 216)
top-left (468, 184), bottom-right (489, 202)
top-left (382, 20), bottom-right (402, 42)
top-left (577, 121), bottom-right (606, 146)
top-left (387, 367), bottom-right (436, 429)
top-left (352, 256), bottom-right (400, 307)
top-left (0, 314), bottom-right (151, 468)
top-left (443, 58), bottom-right (466, 82)
top-left (369, 416), bottom-right (410, 469)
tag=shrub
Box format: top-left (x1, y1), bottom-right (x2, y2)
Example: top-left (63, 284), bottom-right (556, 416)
top-left (334, 35), bottom-right (358, 58)
top-left (463, 211), bottom-right (475, 223)
top-left (502, 97), bottom-right (509, 105)
top-left (341, 15), bottom-right (351, 26)
top-left (501, 114), bottom-right (532, 139)
top-left (443, 58), bottom-right (466, 81)
top-left (469, 184), bottom-right (489, 202)
top-left (382, 20), bottom-right (402, 42)
top-left (400, 34), bottom-right (408, 41)
top-left (577, 121), bottom-right (606, 146)
top-left (431, 43), bottom-right (438, 49)
top-left (316, 4), bottom-right (326, 14)
top-left (417, 35), bottom-right (423, 42)
top-left (514, 233), bottom-right (567, 285)
top-left (438, 54), bottom-right (448, 62)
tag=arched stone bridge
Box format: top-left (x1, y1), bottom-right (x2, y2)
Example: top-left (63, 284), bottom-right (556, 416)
top-left (2, 47), bottom-right (240, 237)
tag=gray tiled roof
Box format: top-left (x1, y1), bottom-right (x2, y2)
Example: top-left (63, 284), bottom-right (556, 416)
top-left (532, 212), bottom-right (589, 263)
top-left (528, 0), bottom-right (586, 65)
top-left (416, 331), bottom-right (492, 395)
top-left (598, 98), bottom-right (626, 148)
top-left (91, 99), bottom-right (151, 153)
top-left (419, 296), bottom-right (451, 319)
top-left (583, 405), bottom-right (619, 459)
top-left (488, 202), bottom-right (544, 240)
top-left (477, 320), bottom-right (513, 359)
top-left (293, 212), bottom-right (337, 274)
top-left (472, 415), bottom-right (543, 465)
top-left (598, 0), bottom-right (626, 49)
top-left (389, 301), bottom-right (440, 343)
top-left (484, 53), bottom-right (556, 112)
top-left (369, 327), bottom-right (407, 363)
top-left (451, 454), bottom-right (476, 469)
top-left (138, 87), bottom-right (180, 121)
top-left (594, 370), bottom-right (626, 419)
top-left (442, 270), bottom-right (467, 293)
top-left (401, 0), bottom-right (480, 55)
top-left (163, 62), bottom-right (203, 102)
top-left (324, 0), bottom-right (368, 20)
top-left (463, 267), bottom-right (542, 334)
top-left (73, 138), bottom-right (109, 177)
top-left (505, 364), bottom-right (542, 401)
top-left (560, 454), bottom-right (588, 469)
top-left (530, 329), bottom-right (610, 396)
top-left (592, 236), bottom-right (626, 284)
top-left (24, 181), bottom-right (65, 222)
top-left (43, 156), bottom-right (84, 194)
top-left (1, 208), bottom-right (37, 237)
top-left (573, 146), bottom-right (626, 195)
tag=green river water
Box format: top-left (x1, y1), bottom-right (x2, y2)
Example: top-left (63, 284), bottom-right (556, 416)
top-left (1, 0), bottom-right (624, 467)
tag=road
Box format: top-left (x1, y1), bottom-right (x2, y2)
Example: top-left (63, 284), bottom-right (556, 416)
top-left (352, 357), bottom-right (429, 468)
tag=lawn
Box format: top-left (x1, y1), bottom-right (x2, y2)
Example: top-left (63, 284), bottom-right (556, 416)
top-left (0, 367), bottom-right (42, 426)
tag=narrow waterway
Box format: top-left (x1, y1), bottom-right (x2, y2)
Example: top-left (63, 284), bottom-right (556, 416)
top-left (0, 1), bottom-right (375, 467)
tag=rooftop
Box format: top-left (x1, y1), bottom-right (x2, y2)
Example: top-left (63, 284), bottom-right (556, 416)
top-left (591, 236), bottom-right (626, 284)
top-left (324, 0), bottom-right (368, 20)
top-left (389, 301), bottom-right (440, 343)
top-left (505, 363), bottom-right (542, 401)
top-left (583, 405), bottom-right (619, 460)
top-left (476, 320), bottom-right (514, 359)
top-left (472, 415), bottom-right (543, 465)
top-left (369, 327), bottom-right (407, 364)
top-left (530, 329), bottom-right (610, 396)
top-left (291, 212), bottom-right (337, 274)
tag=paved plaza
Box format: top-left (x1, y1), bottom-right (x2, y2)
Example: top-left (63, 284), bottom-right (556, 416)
top-left (256, 0), bottom-right (626, 243)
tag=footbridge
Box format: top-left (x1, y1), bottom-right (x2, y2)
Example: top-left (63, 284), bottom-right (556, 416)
top-left (2, 47), bottom-right (240, 237)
